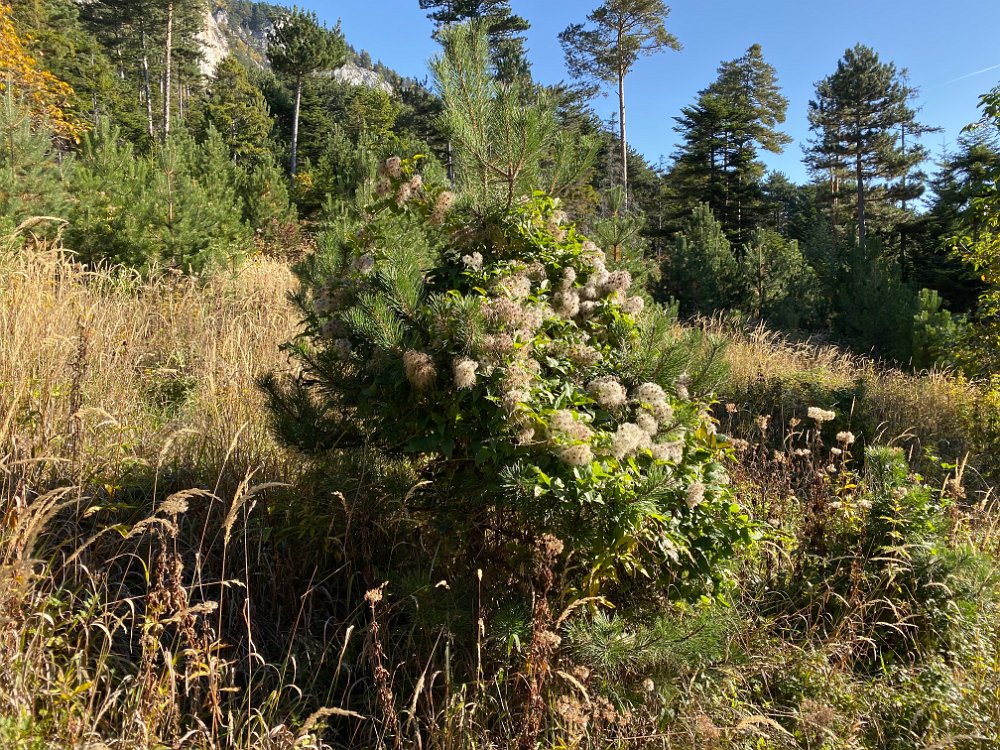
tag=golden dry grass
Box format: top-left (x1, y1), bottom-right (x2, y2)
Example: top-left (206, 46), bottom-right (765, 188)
top-left (0, 242), bottom-right (333, 749)
top-left (0, 243), bottom-right (302, 491)
top-left (705, 319), bottom-right (997, 482)
top-left (2, 243), bottom-right (999, 748)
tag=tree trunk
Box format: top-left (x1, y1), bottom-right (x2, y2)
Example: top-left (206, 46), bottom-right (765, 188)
top-left (856, 149), bottom-right (866, 250)
top-left (830, 165), bottom-right (839, 254)
top-left (140, 30), bottom-right (154, 139)
top-left (163, 1), bottom-right (174, 141)
top-left (290, 75), bottom-right (302, 178)
top-left (618, 69), bottom-right (628, 209)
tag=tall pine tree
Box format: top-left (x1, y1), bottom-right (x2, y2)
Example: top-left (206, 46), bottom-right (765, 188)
top-left (669, 44), bottom-right (790, 244)
top-left (267, 6), bottom-right (346, 178)
top-left (560, 0), bottom-right (681, 208)
top-left (806, 44), bottom-right (930, 249)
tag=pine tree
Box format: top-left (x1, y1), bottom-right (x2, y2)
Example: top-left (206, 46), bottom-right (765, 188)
top-left (158, 0), bottom-right (208, 139)
top-left (951, 84), bottom-right (1000, 374)
top-left (660, 203), bottom-right (738, 315)
top-left (0, 91), bottom-right (71, 235)
top-left (805, 45), bottom-right (931, 249)
top-left (199, 55), bottom-right (274, 165)
top-left (830, 238), bottom-right (918, 361)
top-left (736, 228), bottom-right (818, 328)
top-left (68, 122), bottom-right (251, 273)
top-left (907, 131), bottom-right (998, 310)
top-left (151, 127), bottom-right (251, 271)
top-left (237, 152), bottom-right (296, 233)
top-left (670, 45), bottom-right (790, 244)
top-left (79, 0), bottom-right (205, 141)
top-left (560, 0), bottom-right (681, 208)
top-left (263, 160), bottom-right (752, 604)
top-left (68, 120), bottom-right (157, 267)
top-left (348, 85), bottom-right (401, 147)
top-left (432, 24), bottom-right (596, 209)
top-left (267, 6), bottom-right (346, 178)
top-left (418, 0), bottom-right (531, 83)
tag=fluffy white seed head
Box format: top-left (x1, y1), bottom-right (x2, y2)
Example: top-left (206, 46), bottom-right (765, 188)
top-left (553, 290), bottom-right (580, 319)
top-left (453, 357), bottom-right (479, 390)
top-left (611, 423), bottom-right (651, 460)
top-left (565, 344), bottom-right (602, 367)
top-left (808, 407), bottom-right (836, 423)
top-left (633, 383), bottom-right (667, 405)
top-left (486, 297), bottom-right (522, 328)
top-left (503, 389), bottom-right (530, 412)
top-left (604, 270), bottom-right (633, 293)
top-left (462, 252), bottom-right (484, 272)
top-left (403, 350), bottom-right (436, 390)
top-left (382, 156), bottom-right (402, 178)
top-left (396, 182), bottom-right (413, 205)
top-left (431, 191), bottom-right (455, 224)
top-left (586, 376), bottom-right (628, 411)
top-left (623, 296), bottom-right (645, 316)
top-left (636, 412), bottom-right (658, 435)
top-left (651, 441), bottom-right (684, 463)
top-left (549, 410), bottom-right (576, 433)
top-left (686, 482), bottom-right (706, 509)
top-left (558, 444), bottom-right (594, 467)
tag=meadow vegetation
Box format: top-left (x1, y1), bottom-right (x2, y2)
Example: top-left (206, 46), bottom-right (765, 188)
top-left (5, 0), bottom-right (1000, 747)
top-left (4, 230), bottom-right (1000, 748)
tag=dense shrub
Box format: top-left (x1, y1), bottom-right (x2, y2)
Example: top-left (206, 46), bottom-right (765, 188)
top-left (67, 124), bottom-right (252, 273)
top-left (265, 157), bottom-right (755, 603)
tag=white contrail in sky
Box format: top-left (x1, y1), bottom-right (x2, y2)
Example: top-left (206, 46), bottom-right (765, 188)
top-left (936, 63), bottom-right (1000, 88)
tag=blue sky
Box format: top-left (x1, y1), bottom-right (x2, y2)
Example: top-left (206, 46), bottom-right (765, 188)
top-left (300, 0), bottom-right (1000, 184)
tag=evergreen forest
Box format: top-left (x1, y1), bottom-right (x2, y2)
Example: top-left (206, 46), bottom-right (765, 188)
top-left (4, 1), bottom-right (1000, 747)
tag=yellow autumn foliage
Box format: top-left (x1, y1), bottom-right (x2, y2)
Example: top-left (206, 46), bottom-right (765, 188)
top-left (0, 1), bottom-right (86, 141)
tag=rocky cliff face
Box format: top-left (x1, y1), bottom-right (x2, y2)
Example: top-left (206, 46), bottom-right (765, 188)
top-left (197, 5), bottom-right (270, 76)
top-left (199, 1), bottom-right (392, 95)
top-left (320, 61), bottom-right (393, 94)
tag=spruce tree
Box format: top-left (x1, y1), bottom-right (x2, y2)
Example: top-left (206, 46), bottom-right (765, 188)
top-left (670, 45), bottom-right (790, 244)
top-left (267, 7), bottom-right (346, 178)
top-left (560, 0), bottom-right (681, 207)
top-left (806, 44), bottom-right (931, 249)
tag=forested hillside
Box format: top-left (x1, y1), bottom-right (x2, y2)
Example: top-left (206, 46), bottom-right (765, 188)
top-left (4, 1), bottom-right (1000, 748)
